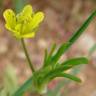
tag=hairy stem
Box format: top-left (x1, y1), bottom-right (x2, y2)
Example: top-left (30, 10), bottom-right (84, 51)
top-left (21, 39), bottom-right (35, 72)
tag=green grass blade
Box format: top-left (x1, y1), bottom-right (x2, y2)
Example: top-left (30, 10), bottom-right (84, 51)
top-left (58, 73), bottom-right (81, 82)
top-left (50, 10), bottom-right (96, 64)
top-left (13, 77), bottom-right (33, 96)
top-left (43, 71), bottom-right (81, 84)
top-left (50, 43), bottom-right (69, 64)
top-left (43, 57), bottom-right (88, 83)
top-left (43, 43), bottom-right (56, 67)
top-left (68, 10), bottom-right (96, 44)
top-left (47, 72), bottom-right (81, 83)
top-left (43, 49), bottom-right (48, 67)
top-left (50, 65), bottom-right (72, 74)
top-left (42, 65), bottom-right (72, 83)
top-left (48, 43), bottom-right (56, 58)
top-left (46, 43), bottom-right (56, 65)
top-left (61, 57), bottom-right (88, 66)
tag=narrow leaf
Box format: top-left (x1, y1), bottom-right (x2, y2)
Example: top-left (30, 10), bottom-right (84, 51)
top-left (41, 65), bottom-right (73, 84)
top-left (13, 77), bottom-right (33, 96)
top-left (50, 10), bottom-right (96, 64)
top-left (57, 73), bottom-right (81, 82)
top-left (61, 57), bottom-right (88, 66)
top-left (50, 43), bottom-right (69, 64)
top-left (44, 72), bottom-right (81, 83)
top-left (68, 11), bottom-right (96, 44)
top-left (43, 43), bottom-right (56, 67)
top-left (48, 43), bottom-right (56, 58)
top-left (43, 49), bottom-right (48, 67)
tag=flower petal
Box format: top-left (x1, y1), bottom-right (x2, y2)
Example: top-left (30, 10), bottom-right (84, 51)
top-left (3, 9), bottom-right (16, 29)
top-left (17, 5), bottom-right (33, 23)
top-left (3, 4), bottom-right (45, 39)
top-left (21, 32), bottom-right (35, 38)
top-left (15, 24), bottom-right (21, 32)
top-left (22, 4), bottom-right (33, 15)
top-left (31, 12), bottom-right (44, 29)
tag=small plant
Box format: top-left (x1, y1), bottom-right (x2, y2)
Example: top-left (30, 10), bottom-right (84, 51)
top-left (2, 4), bottom-right (96, 96)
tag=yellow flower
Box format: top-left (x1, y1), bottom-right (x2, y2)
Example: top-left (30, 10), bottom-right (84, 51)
top-left (3, 5), bottom-right (44, 39)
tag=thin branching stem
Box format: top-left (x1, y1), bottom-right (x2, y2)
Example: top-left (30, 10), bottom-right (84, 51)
top-left (21, 39), bottom-right (35, 73)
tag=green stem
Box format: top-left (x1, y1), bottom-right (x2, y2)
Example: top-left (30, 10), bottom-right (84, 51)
top-left (21, 39), bottom-right (35, 72)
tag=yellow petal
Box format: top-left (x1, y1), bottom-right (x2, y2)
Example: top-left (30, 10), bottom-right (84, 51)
top-left (21, 32), bottom-right (35, 38)
top-left (3, 9), bottom-right (16, 29)
top-left (5, 24), bottom-right (21, 38)
top-left (5, 24), bottom-right (14, 32)
top-left (15, 24), bottom-right (22, 33)
top-left (17, 5), bottom-right (33, 22)
top-left (22, 4), bottom-right (33, 15)
top-left (21, 20), bottom-right (33, 34)
top-left (31, 12), bottom-right (44, 29)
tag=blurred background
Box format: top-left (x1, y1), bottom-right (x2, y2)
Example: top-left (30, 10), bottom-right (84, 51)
top-left (0, 0), bottom-right (96, 96)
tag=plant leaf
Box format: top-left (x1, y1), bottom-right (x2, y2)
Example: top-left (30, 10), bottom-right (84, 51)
top-left (44, 43), bottom-right (56, 67)
top-left (43, 49), bottom-right (48, 67)
top-left (68, 10), bottom-right (96, 44)
top-left (42, 57), bottom-right (88, 84)
top-left (49, 73), bottom-right (81, 83)
top-left (13, 77), bottom-right (33, 96)
top-left (61, 57), bottom-right (88, 66)
top-left (48, 43), bottom-right (56, 58)
top-left (57, 73), bottom-right (81, 82)
top-left (41, 65), bottom-right (73, 84)
top-left (50, 43), bottom-right (69, 65)
top-left (49, 10), bottom-right (96, 64)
